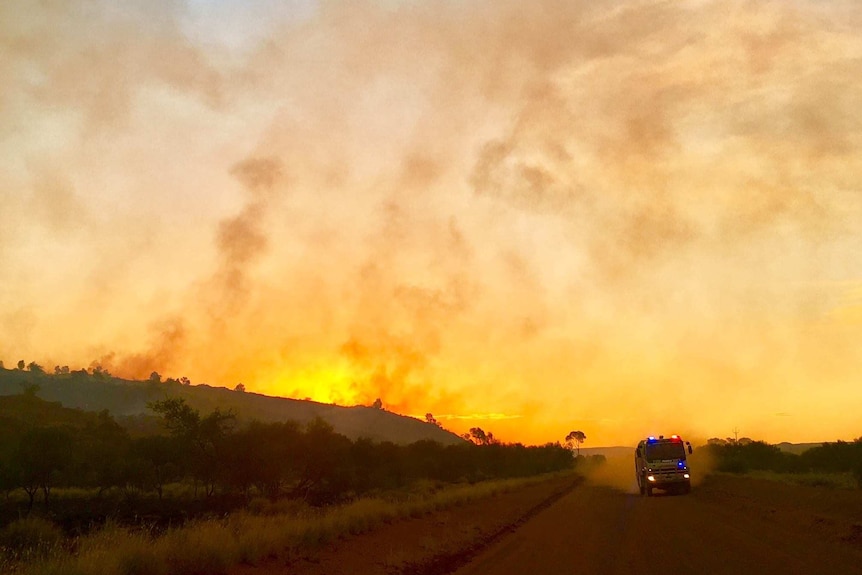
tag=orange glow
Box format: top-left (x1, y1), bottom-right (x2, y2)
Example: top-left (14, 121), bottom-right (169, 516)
top-left (266, 361), bottom-right (359, 406)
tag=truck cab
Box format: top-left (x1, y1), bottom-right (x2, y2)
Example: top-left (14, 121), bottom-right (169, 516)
top-left (635, 435), bottom-right (693, 496)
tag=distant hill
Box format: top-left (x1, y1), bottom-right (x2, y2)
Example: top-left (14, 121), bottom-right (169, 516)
top-left (0, 367), bottom-right (463, 445)
top-left (775, 441), bottom-right (823, 455)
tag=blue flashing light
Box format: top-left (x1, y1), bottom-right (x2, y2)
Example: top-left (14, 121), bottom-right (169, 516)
top-left (677, 461), bottom-right (685, 468)
top-left (648, 436), bottom-right (656, 442)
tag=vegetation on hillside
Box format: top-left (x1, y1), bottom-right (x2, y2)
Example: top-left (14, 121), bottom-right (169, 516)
top-left (0, 364), bottom-right (462, 444)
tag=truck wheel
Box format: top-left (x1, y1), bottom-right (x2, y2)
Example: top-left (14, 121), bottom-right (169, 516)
top-left (639, 478), bottom-right (645, 496)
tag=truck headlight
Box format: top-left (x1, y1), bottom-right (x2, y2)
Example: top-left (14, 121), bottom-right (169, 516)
top-left (683, 473), bottom-right (690, 479)
top-left (647, 475), bottom-right (655, 482)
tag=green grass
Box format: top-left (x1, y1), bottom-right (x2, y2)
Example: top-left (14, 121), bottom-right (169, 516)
top-left (5, 472), bottom-right (573, 575)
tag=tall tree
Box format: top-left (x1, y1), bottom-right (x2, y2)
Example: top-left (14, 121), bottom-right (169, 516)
top-left (148, 398), bottom-right (235, 497)
top-left (16, 427), bottom-right (73, 509)
top-left (565, 430), bottom-right (587, 456)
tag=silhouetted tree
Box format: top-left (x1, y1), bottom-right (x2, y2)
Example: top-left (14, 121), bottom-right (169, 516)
top-left (90, 363), bottom-right (110, 378)
top-left (425, 413), bottom-right (441, 427)
top-left (149, 371), bottom-right (162, 383)
top-left (26, 361), bottom-right (44, 374)
top-left (565, 430), bottom-right (586, 456)
top-left (149, 398), bottom-right (236, 497)
top-left (234, 383), bottom-right (246, 392)
top-left (16, 427), bottom-right (74, 509)
top-left (589, 454), bottom-right (607, 466)
top-left (149, 398), bottom-right (200, 438)
top-left (77, 410), bottom-right (130, 496)
top-left (0, 425), bottom-right (22, 500)
top-left (180, 376), bottom-right (191, 385)
top-left (128, 435), bottom-right (181, 500)
top-left (17, 360), bottom-right (25, 370)
top-left (466, 427), bottom-right (498, 445)
top-left (372, 398), bottom-right (383, 409)
top-left (294, 418), bottom-right (352, 504)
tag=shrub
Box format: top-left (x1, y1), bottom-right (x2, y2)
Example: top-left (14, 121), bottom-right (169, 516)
top-left (0, 517), bottom-right (64, 558)
top-left (156, 520), bottom-right (239, 575)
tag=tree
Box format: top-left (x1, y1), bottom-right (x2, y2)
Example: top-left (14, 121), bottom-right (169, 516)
top-left (16, 427), bottom-right (74, 510)
top-left (0, 424), bottom-right (22, 500)
top-left (128, 435), bottom-right (181, 500)
top-left (234, 383), bottom-right (246, 392)
top-left (17, 360), bottom-right (25, 370)
top-left (425, 413), bottom-right (441, 427)
top-left (77, 410), bottom-right (131, 496)
top-left (565, 430), bottom-right (586, 456)
top-left (148, 398), bottom-right (236, 497)
top-left (465, 427), bottom-right (498, 445)
top-left (372, 398), bottom-right (383, 409)
top-left (294, 418), bottom-right (352, 504)
top-left (149, 371), bottom-right (162, 383)
top-left (149, 398), bottom-right (200, 438)
top-left (90, 363), bottom-right (110, 378)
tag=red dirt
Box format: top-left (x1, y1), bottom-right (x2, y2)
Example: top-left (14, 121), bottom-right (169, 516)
top-left (231, 472), bottom-right (862, 575)
top-left (229, 474), bottom-right (579, 575)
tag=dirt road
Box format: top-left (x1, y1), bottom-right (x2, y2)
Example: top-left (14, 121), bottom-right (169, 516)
top-left (453, 476), bottom-right (862, 575)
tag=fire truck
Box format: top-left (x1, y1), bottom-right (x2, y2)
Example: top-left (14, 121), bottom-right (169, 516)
top-left (635, 435), bottom-right (693, 496)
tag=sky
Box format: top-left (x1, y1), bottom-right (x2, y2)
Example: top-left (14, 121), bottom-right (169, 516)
top-left (2, 0), bottom-right (861, 446)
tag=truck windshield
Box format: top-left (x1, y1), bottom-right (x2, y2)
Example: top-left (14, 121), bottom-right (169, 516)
top-left (645, 442), bottom-right (686, 461)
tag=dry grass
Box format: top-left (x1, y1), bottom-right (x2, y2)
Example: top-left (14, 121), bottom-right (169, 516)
top-left (743, 470), bottom-right (859, 490)
top-left (5, 473), bottom-right (570, 575)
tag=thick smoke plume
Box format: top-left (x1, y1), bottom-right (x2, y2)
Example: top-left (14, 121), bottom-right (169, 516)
top-left (2, 0), bottom-right (862, 445)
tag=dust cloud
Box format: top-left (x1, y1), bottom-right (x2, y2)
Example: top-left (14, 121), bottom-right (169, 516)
top-left (2, 1), bottom-right (862, 444)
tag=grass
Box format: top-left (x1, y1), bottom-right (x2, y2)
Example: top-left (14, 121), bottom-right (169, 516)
top-left (3, 472), bottom-right (572, 575)
top-left (734, 470), bottom-right (859, 490)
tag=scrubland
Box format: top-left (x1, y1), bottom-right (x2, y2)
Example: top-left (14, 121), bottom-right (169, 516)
top-left (1, 473), bottom-right (573, 575)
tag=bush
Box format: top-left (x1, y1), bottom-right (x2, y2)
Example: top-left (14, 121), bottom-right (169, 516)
top-left (0, 517), bottom-right (64, 558)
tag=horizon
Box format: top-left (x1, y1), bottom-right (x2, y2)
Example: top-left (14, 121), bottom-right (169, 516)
top-left (0, 363), bottom-right (855, 448)
top-left (2, 0), bottom-right (861, 447)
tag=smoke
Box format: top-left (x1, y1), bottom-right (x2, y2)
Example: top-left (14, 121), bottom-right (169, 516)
top-left (99, 318), bottom-right (186, 378)
top-left (2, 0), bottom-right (862, 444)
top-left (215, 156), bottom-right (285, 306)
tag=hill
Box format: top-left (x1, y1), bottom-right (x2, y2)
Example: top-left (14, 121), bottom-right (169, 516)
top-left (775, 441), bottom-right (823, 455)
top-left (0, 367), bottom-right (463, 445)
top-left (0, 392), bottom-right (105, 429)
